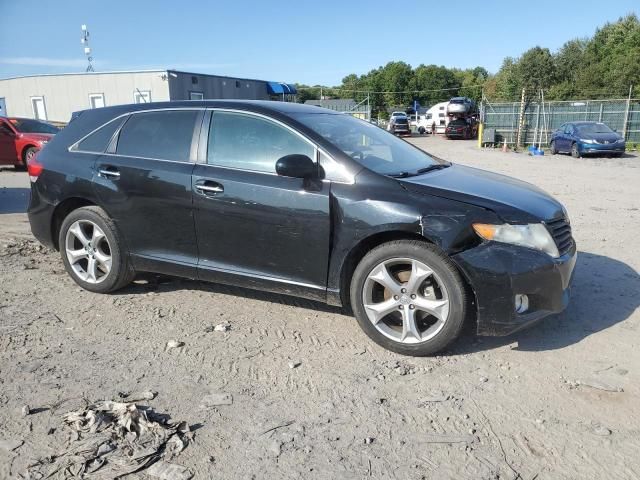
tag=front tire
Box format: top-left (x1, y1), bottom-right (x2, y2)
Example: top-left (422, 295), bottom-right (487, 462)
top-left (549, 140), bottom-right (557, 155)
top-left (571, 142), bottom-right (581, 158)
top-left (15, 146), bottom-right (37, 170)
top-left (350, 240), bottom-right (467, 356)
top-left (58, 206), bottom-right (135, 293)
top-left (418, 127), bottom-right (425, 135)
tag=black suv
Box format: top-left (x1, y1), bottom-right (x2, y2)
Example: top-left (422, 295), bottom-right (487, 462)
top-left (28, 101), bottom-right (576, 356)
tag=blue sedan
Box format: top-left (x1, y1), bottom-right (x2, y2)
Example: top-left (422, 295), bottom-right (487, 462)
top-left (550, 121), bottom-right (625, 158)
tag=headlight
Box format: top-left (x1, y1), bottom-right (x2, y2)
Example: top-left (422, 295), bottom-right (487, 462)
top-left (473, 223), bottom-right (559, 258)
top-left (580, 138), bottom-right (595, 144)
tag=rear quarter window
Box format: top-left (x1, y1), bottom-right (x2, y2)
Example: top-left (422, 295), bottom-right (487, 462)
top-left (74, 117), bottom-right (126, 153)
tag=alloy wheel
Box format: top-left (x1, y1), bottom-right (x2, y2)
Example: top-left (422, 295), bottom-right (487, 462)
top-left (362, 258), bottom-right (450, 344)
top-left (65, 220), bottom-right (112, 284)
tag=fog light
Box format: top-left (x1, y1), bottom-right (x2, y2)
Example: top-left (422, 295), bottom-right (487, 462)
top-left (515, 294), bottom-right (529, 314)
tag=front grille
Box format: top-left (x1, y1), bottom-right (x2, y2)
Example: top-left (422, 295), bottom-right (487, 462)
top-left (545, 216), bottom-right (574, 256)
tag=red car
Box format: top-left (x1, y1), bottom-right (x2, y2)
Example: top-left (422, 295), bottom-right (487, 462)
top-left (0, 117), bottom-right (59, 169)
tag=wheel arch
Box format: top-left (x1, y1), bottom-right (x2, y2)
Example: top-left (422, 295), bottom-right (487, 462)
top-left (336, 230), bottom-right (478, 323)
top-left (51, 197), bottom-right (96, 250)
top-left (21, 144), bottom-right (38, 163)
top-left (337, 230), bottom-right (433, 308)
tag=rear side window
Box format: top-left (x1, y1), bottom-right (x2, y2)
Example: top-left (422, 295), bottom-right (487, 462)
top-left (116, 110), bottom-right (199, 161)
top-left (75, 117), bottom-right (124, 153)
top-left (207, 111), bottom-right (315, 173)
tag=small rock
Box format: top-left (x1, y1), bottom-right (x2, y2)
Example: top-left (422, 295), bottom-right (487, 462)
top-left (364, 437), bottom-right (374, 445)
top-left (120, 390), bottom-right (156, 402)
top-left (166, 340), bottom-right (184, 350)
top-left (21, 405), bottom-right (30, 417)
top-left (200, 392), bottom-right (233, 408)
top-left (268, 440), bottom-right (282, 457)
top-left (213, 323), bottom-right (230, 332)
top-left (593, 426), bottom-right (611, 436)
top-left (577, 378), bottom-right (624, 393)
top-left (479, 377), bottom-right (488, 383)
top-left (468, 428), bottom-right (476, 435)
top-left (288, 361), bottom-right (301, 369)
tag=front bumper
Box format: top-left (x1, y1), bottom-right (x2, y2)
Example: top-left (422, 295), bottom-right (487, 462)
top-left (578, 142), bottom-right (625, 155)
top-left (452, 241), bottom-right (577, 336)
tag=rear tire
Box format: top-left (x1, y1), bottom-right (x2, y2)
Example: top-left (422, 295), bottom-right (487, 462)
top-left (350, 240), bottom-right (466, 356)
top-left (58, 206), bottom-right (135, 293)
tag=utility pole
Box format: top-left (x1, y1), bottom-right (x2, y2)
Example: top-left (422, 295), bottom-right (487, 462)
top-left (516, 87), bottom-right (526, 149)
top-left (622, 84), bottom-right (633, 140)
top-left (80, 25), bottom-right (94, 72)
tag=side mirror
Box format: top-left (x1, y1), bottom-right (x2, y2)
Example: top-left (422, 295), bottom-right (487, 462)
top-left (275, 154), bottom-right (316, 179)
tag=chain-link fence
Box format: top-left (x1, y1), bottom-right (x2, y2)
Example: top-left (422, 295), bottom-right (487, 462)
top-left (480, 98), bottom-right (640, 146)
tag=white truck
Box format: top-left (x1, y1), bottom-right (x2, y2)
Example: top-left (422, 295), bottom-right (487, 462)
top-left (416, 101), bottom-right (450, 134)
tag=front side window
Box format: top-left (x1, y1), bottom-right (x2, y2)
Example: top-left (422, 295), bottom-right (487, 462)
top-left (116, 110), bottom-right (199, 161)
top-left (294, 113), bottom-right (441, 176)
top-left (207, 111), bottom-right (315, 173)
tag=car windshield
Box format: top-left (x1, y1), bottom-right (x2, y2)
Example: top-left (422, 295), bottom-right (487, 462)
top-left (294, 113), bottom-right (443, 176)
top-left (9, 118), bottom-right (59, 134)
top-left (576, 123), bottom-right (614, 135)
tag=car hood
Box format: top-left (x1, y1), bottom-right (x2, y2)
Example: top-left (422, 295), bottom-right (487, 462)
top-left (400, 164), bottom-right (564, 223)
top-left (20, 133), bottom-right (55, 142)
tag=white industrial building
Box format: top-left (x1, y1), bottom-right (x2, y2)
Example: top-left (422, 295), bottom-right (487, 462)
top-left (0, 69), bottom-right (298, 123)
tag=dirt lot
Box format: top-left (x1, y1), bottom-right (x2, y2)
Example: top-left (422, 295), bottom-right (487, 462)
top-left (1, 137), bottom-right (639, 479)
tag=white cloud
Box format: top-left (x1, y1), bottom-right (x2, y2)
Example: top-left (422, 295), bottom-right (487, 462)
top-left (0, 57), bottom-right (97, 68)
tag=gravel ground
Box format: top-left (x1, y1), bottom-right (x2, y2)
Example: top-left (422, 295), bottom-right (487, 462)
top-left (1, 137), bottom-right (639, 479)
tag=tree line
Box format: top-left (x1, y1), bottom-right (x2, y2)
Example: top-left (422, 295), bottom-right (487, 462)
top-left (296, 14), bottom-right (640, 116)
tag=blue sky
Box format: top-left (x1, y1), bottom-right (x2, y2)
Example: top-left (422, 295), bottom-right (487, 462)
top-left (0, 0), bottom-right (637, 85)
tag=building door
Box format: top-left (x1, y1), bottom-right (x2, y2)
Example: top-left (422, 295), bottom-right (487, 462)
top-left (31, 96), bottom-right (47, 120)
top-left (89, 94), bottom-right (105, 109)
top-left (0, 98), bottom-right (6, 117)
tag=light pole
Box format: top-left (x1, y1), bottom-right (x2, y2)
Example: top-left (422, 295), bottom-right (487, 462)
top-left (81, 25), bottom-right (94, 72)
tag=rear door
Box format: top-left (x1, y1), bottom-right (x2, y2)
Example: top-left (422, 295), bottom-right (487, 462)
top-left (191, 109), bottom-right (331, 298)
top-left (92, 109), bottom-right (203, 277)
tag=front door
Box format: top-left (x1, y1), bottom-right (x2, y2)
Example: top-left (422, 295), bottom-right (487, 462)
top-left (192, 110), bottom-right (331, 299)
top-left (92, 109), bottom-right (203, 277)
top-left (0, 120), bottom-right (17, 164)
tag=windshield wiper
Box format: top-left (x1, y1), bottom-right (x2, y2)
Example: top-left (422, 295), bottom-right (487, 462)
top-left (387, 163), bottom-right (451, 178)
top-left (415, 163), bottom-right (450, 175)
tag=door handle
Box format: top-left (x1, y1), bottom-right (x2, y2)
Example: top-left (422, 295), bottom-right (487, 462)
top-left (98, 167), bottom-right (120, 179)
top-left (195, 180), bottom-right (224, 195)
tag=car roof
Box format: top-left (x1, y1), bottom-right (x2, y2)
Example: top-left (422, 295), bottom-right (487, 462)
top-left (74, 100), bottom-right (340, 119)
